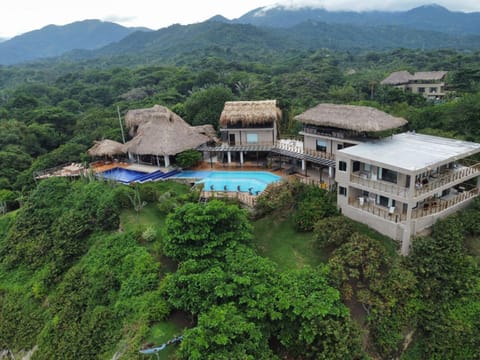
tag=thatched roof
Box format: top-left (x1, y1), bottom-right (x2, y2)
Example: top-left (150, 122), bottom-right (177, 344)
top-left (411, 71), bottom-right (447, 81)
top-left (193, 124), bottom-right (219, 142)
top-left (381, 70), bottom-right (448, 85)
top-left (123, 105), bottom-right (212, 156)
top-left (219, 100), bottom-right (282, 127)
top-left (87, 139), bottom-right (125, 157)
top-left (380, 71), bottom-right (413, 85)
top-left (294, 104), bottom-right (408, 132)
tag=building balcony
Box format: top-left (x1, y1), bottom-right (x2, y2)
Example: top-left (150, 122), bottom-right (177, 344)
top-left (347, 187), bottom-right (479, 223)
top-left (350, 173), bottom-right (409, 197)
top-left (300, 127), bottom-right (367, 142)
top-left (412, 187), bottom-right (479, 219)
top-left (415, 163), bottom-right (480, 197)
top-left (270, 140), bottom-right (336, 167)
top-left (348, 197), bottom-right (406, 223)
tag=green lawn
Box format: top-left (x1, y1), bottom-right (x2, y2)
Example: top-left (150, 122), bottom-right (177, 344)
top-left (253, 214), bottom-right (327, 270)
top-left (120, 204), bottom-right (166, 234)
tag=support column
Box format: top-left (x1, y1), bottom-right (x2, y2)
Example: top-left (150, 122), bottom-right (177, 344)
top-left (328, 166), bottom-right (334, 179)
top-left (301, 160), bottom-right (306, 171)
top-left (401, 173), bottom-right (417, 256)
top-left (240, 151), bottom-right (244, 165)
top-left (227, 151), bottom-right (232, 164)
top-left (164, 155), bottom-right (170, 168)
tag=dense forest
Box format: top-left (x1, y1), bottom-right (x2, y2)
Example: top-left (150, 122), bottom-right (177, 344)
top-left (1, 40), bottom-right (480, 359)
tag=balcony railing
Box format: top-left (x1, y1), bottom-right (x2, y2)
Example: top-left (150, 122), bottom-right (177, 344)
top-left (350, 173), bottom-right (409, 197)
top-left (273, 140), bottom-right (304, 154)
top-left (348, 197), bottom-right (406, 223)
top-left (348, 188), bottom-right (480, 222)
top-left (201, 191), bottom-right (258, 207)
top-left (412, 188), bottom-right (479, 219)
top-left (272, 141), bottom-right (336, 161)
top-left (297, 176), bottom-right (330, 190)
top-left (415, 163), bottom-right (480, 197)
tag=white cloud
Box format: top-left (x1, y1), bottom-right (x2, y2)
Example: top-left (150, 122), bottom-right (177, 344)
top-left (103, 15), bottom-right (137, 24)
top-left (271, 0), bottom-right (480, 12)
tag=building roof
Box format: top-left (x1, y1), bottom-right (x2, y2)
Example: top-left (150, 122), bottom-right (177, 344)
top-left (338, 132), bottom-right (480, 173)
top-left (87, 139), bottom-right (125, 157)
top-left (219, 100), bottom-right (282, 127)
top-left (380, 71), bottom-right (413, 85)
top-left (381, 70), bottom-right (448, 85)
top-left (123, 105), bottom-right (214, 156)
top-left (411, 71), bottom-right (448, 81)
top-left (294, 104), bottom-right (408, 132)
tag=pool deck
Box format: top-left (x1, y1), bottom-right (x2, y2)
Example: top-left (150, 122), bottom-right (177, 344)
top-left (91, 161), bottom-right (164, 174)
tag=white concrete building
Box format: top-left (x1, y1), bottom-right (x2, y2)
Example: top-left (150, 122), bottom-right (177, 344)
top-left (335, 132), bottom-right (480, 254)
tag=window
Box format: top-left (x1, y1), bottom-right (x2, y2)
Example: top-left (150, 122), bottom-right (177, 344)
top-left (429, 87), bottom-right (437, 93)
top-left (418, 87), bottom-right (425, 93)
top-left (337, 143), bottom-right (344, 150)
top-left (339, 161), bottom-right (347, 172)
top-left (339, 186), bottom-right (347, 196)
top-left (378, 195), bottom-right (389, 207)
top-left (352, 161), bottom-right (360, 172)
top-left (316, 139), bottom-right (327, 152)
top-left (379, 168), bottom-right (397, 184)
top-left (246, 133), bottom-right (258, 144)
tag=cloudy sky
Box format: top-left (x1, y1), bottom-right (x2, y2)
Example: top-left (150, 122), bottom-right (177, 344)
top-left (2, 0), bottom-right (480, 39)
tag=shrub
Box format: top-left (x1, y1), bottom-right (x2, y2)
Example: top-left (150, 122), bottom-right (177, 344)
top-left (293, 185), bottom-right (338, 232)
top-left (142, 226), bottom-right (157, 242)
top-left (175, 149), bottom-right (202, 168)
top-left (314, 216), bottom-right (356, 248)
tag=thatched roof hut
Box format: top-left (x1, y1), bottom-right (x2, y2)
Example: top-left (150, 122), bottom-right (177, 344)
top-left (87, 139), bottom-right (125, 157)
top-left (294, 104), bottom-right (408, 132)
top-left (123, 105), bottom-right (212, 156)
top-left (381, 70), bottom-right (448, 85)
top-left (219, 100), bottom-right (282, 127)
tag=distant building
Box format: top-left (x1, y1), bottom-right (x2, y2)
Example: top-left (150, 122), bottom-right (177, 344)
top-left (381, 71), bottom-right (448, 100)
top-left (335, 132), bottom-right (480, 254)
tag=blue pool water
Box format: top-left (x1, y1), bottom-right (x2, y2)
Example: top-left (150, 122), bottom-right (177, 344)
top-left (98, 167), bottom-right (148, 183)
top-left (172, 171), bottom-right (281, 194)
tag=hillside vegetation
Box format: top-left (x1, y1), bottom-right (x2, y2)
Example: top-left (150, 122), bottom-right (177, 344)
top-left (0, 179), bottom-right (479, 359)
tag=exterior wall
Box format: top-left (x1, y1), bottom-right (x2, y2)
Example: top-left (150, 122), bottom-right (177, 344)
top-left (303, 133), bottom-right (357, 157)
top-left (221, 128), bottom-right (275, 145)
top-left (406, 82), bottom-right (446, 99)
top-left (304, 134), bottom-right (333, 154)
top-left (335, 154), bottom-right (350, 184)
top-left (340, 205), bottom-right (405, 242)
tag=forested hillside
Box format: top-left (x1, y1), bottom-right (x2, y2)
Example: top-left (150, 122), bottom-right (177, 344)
top-left (0, 33), bottom-right (480, 359)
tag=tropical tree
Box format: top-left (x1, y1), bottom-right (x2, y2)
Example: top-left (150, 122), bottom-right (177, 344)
top-left (162, 200), bottom-right (253, 261)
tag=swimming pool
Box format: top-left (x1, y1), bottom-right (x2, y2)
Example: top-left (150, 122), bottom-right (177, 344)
top-left (172, 171), bottom-right (281, 194)
top-left (98, 167), bottom-right (148, 183)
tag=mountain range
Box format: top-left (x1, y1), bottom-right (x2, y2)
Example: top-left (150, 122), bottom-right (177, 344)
top-left (1, 4), bottom-right (480, 66)
top-left (0, 20), bottom-right (150, 65)
top-left (234, 4), bottom-right (480, 35)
